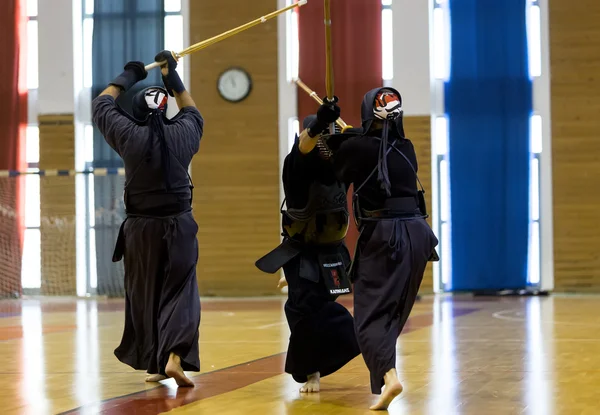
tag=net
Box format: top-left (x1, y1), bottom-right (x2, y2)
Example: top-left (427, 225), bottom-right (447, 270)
top-left (0, 172), bottom-right (127, 298)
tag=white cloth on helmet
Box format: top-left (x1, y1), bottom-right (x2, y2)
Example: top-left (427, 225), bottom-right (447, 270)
top-left (144, 88), bottom-right (168, 110)
top-left (373, 91), bottom-right (402, 121)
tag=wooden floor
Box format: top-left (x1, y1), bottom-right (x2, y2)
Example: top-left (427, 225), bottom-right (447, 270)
top-left (1, 294), bottom-right (599, 414)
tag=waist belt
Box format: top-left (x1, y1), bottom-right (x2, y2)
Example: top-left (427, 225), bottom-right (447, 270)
top-left (112, 208), bottom-right (192, 263)
top-left (125, 205), bottom-right (192, 219)
top-left (255, 237), bottom-right (346, 274)
top-left (361, 197), bottom-right (421, 219)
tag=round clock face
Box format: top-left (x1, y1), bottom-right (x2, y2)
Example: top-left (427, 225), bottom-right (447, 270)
top-left (217, 68), bottom-right (252, 103)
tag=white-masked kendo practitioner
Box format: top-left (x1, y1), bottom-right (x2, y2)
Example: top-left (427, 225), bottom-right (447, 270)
top-left (256, 99), bottom-right (360, 393)
top-left (92, 50), bottom-right (202, 387)
top-left (328, 88), bottom-right (439, 409)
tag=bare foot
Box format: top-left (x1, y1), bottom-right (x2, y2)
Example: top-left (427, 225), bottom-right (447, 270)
top-left (165, 353), bottom-right (194, 387)
top-left (369, 369), bottom-right (403, 410)
top-left (145, 373), bottom-right (167, 382)
top-left (300, 372), bottom-right (320, 393)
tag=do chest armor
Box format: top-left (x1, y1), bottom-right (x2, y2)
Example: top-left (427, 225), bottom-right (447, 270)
top-left (282, 181), bottom-right (349, 244)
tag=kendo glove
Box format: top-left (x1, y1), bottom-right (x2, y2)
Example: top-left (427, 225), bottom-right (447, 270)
top-left (307, 97), bottom-right (341, 138)
top-left (109, 61), bottom-right (148, 92)
top-left (155, 50), bottom-right (186, 96)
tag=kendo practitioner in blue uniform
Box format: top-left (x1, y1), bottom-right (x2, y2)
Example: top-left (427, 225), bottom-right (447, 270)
top-left (330, 88), bottom-right (439, 410)
top-left (92, 51), bottom-right (202, 387)
top-left (256, 101), bottom-right (360, 393)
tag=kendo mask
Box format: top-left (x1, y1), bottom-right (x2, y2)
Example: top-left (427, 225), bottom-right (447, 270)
top-left (131, 86), bottom-right (169, 122)
top-left (302, 115), bottom-right (341, 160)
top-left (360, 87), bottom-right (405, 138)
top-left (374, 90), bottom-right (402, 121)
top-left (360, 87), bottom-right (406, 196)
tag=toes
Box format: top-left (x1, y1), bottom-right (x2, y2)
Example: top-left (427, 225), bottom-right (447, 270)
top-left (145, 374), bottom-right (167, 382)
top-left (299, 384), bottom-right (319, 393)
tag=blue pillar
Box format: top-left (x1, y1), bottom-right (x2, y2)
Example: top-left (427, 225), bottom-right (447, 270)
top-left (445, 0), bottom-right (532, 291)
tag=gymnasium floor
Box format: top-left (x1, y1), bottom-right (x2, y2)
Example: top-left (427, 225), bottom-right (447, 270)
top-left (1, 295), bottom-right (599, 415)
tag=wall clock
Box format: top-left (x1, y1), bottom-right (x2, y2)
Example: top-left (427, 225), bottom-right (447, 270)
top-left (217, 67), bottom-right (252, 103)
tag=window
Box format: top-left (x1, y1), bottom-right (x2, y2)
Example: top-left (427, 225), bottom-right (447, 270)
top-left (84, 0), bottom-right (94, 15)
top-left (287, 1), bottom-right (393, 83)
top-left (286, 0), bottom-right (299, 82)
top-left (528, 115), bottom-right (542, 285)
top-left (82, 1), bottom-right (185, 86)
top-left (79, 0), bottom-right (185, 295)
top-left (23, 117), bottom-right (41, 288)
top-left (527, 0), bottom-right (542, 78)
top-left (527, 0), bottom-right (550, 234)
top-left (22, 168), bottom-right (41, 290)
top-left (22, 0), bottom-right (41, 291)
top-left (527, 0), bottom-right (543, 285)
top-left (84, 124), bottom-right (94, 165)
top-left (434, 116), bottom-right (451, 289)
top-left (164, 2), bottom-right (185, 84)
top-left (382, 1), bottom-right (393, 82)
top-left (26, 1), bottom-right (39, 164)
top-left (82, 17), bottom-right (93, 89)
top-left (431, 0), bottom-right (452, 291)
top-left (25, 126), bottom-right (39, 166)
top-left (26, 19), bottom-right (38, 90)
top-left (164, 0), bottom-right (181, 13)
top-left (432, 0), bottom-right (450, 80)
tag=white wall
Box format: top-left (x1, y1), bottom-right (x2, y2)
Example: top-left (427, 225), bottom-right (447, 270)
top-left (391, 0), bottom-right (431, 116)
top-left (37, 0), bottom-right (75, 115)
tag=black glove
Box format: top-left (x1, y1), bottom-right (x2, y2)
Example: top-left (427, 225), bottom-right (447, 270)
top-left (155, 50), bottom-right (185, 96)
top-left (109, 61), bottom-right (148, 92)
top-left (307, 97), bottom-right (341, 137)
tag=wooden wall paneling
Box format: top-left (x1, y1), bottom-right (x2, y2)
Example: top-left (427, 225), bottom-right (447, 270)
top-left (189, 0), bottom-right (280, 296)
top-left (549, 0), bottom-right (600, 292)
top-left (404, 115), bottom-right (434, 293)
top-left (38, 114), bottom-right (76, 295)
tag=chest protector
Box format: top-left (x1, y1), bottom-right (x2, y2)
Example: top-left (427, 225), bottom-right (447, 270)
top-left (282, 180), bottom-right (349, 244)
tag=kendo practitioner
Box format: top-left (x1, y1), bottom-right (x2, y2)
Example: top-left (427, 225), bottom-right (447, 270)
top-left (92, 50), bottom-right (203, 387)
top-left (330, 88), bottom-right (439, 410)
top-left (256, 101), bottom-right (360, 393)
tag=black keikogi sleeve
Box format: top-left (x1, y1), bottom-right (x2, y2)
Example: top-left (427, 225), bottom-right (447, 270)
top-left (167, 107), bottom-right (204, 159)
top-left (92, 95), bottom-right (139, 156)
